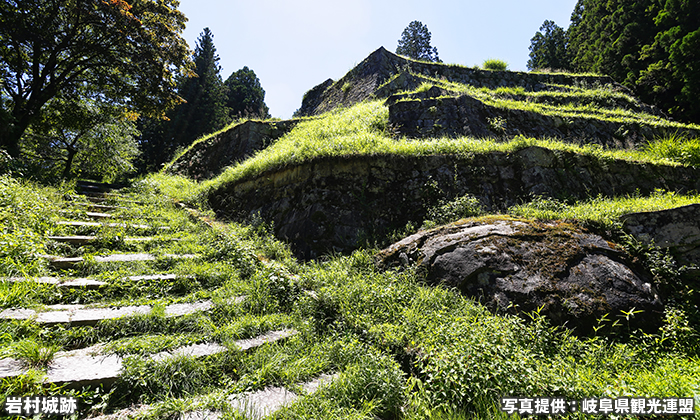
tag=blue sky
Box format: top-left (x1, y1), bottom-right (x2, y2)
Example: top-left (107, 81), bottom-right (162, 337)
top-left (178, 0), bottom-right (578, 119)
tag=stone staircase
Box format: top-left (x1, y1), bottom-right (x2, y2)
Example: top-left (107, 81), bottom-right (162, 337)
top-left (0, 180), bottom-right (335, 419)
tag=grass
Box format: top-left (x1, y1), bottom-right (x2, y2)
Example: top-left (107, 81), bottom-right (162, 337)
top-left (3, 63), bottom-right (700, 417)
top-left (396, 75), bottom-right (700, 131)
top-left (1, 173), bottom-right (700, 419)
top-left (482, 58), bottom-right (508, 71)
top-left (507, 190), bottom-right (700, 231)
top-left (191, 100), bottom-right (699, 201)
top-left (11, 338), bottom-right (60, 369)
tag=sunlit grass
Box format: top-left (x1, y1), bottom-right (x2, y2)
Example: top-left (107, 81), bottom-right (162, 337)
top-left (508, 190), bottom-right (700, 230)
top-left (194, 101), bottom-right (695, 199)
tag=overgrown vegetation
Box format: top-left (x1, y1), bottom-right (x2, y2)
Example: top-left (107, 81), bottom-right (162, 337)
top-left (482, 59), bottom-right (508, 71)
top-left (3, 48), bottom-right (700, 419)
top-left (2, 161), bottom-right (699, 418)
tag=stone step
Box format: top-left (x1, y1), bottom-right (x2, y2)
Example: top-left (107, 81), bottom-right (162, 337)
top-left (42, 253), bottom-right (197, 269)
top-left (3, 273), bottom-right (184, 289)
top-left (47, 236), bottom-right (158, 245)
top-left (82, 195), bottom-right (142, 205)
top-left (0, 298), bottom-right (225, 326)
top-left (0, 329), bottom-right (296, 389)
top-left (85, 371), bottom-right (333, 420)
top-left (70, 202), bottom-right (127, 212)
top-left (181, 373), bottom-right (337, 420)
top-left (59, 210), bottom-right (113, 220)
top-left (56, 221), bottom-right (168, 230)
top-left (76, 180), bottom-right (128, 191)
top-left (3, 276), bottom-right (108, 289)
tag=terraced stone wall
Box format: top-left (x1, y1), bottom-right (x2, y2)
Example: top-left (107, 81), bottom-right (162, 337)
top-left (296, 47), bottom-right (620, 117)
top-left (387, 91), bottom-right (700, 148)
top-left (208, 146), bottom-right (700, 259)
top-left (167, 120), bottom-right (299, 180)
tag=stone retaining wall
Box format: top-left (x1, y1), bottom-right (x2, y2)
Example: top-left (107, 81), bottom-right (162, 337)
top-left (208, 146), bottom-right (700, 259)
top-left (388, 91), bottom-right (700, 147)
top-left (167, 120), bottom-right (299, 180)
top-left (295, 47), bottom-right (620, 117)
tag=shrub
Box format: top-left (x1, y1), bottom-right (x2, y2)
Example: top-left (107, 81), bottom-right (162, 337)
top-left (483, 59), bottom-right (509, 71)
top-left (644, 132), bottom-right (700, 166)
top-left (423, 194), bottom-right (483, 228)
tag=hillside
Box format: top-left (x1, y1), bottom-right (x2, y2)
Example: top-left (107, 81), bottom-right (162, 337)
top-left (2, 47), bottom-right (700, 419)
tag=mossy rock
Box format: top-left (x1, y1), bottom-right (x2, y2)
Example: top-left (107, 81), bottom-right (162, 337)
top-left (376, 218), bottom-right (664, 333)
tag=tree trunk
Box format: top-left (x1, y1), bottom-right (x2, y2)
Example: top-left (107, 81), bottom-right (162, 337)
top-left (62, 147), bottom-right (77, 179)
top-left (0, 122), bottom-right (25, 159)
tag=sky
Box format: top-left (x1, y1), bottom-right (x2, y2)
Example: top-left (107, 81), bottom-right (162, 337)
top-left (178, 0), bottom-right (578, 119)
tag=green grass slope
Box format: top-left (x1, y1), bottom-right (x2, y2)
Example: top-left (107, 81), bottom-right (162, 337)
top-left (1, 173), bottom-right (699, 419)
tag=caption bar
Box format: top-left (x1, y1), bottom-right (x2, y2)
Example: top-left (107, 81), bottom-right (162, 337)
top-left (501, 397), bottom-right (695, 416)
top-left (4, 396), bottom-right (78, 416)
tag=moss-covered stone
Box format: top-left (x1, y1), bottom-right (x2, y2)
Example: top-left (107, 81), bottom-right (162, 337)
top-left (375, 218), bottom-right (663, 333)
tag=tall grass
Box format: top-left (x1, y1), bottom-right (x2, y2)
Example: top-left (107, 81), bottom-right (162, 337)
top-left (508, 190), bottom-right (700, 230)
top-left (198, 101), bottom-right (693, 197)
top-left (644, 132), bottom-right (700, 166)
top-left (482, 59), bottom-right (508, 71)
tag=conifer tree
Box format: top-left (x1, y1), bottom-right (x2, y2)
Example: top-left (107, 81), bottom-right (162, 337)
top-left (396, 21), bottom-right (440, 62)
top-left (527, 20), bottom-right (571, 71)
top-left (169, 27), bottom-right (229, 148)
top-left (139, 28), bottom-right (229, 170)
top-left (225, 67), bottom-right (270, 119)
top-left (566, 0), bottom-right (700, 123)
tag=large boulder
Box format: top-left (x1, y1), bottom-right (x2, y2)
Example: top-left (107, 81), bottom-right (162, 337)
top-left (376, 218), bottom-right (664, 333)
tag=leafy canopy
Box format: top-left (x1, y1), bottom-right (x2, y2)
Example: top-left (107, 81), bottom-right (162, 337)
top-left (527, 20), bottom-right (571, 71)
top-left (0, 0), bottom-right (192, 157)
top-left (567, 0), bottom-right (700, 123)
top-left (225, 67), bottom-right (270, 120)
top-left (139, 27), bottom-right (229, 171)
top-left (22, 97), bottom-right (139, 182)
top-left (396, 21), bottom-right (441, 63)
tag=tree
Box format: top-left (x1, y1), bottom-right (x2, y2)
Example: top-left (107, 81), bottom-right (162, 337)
top-left (396, 21), bottom-right (440, 62)
top-left (527, 20), bottom-right (571, 71)
top-left (568, 0), bottom-right (656, 84)
top-left (22, 97), bottom-right (139, 181)
top-left (0, 0), bottom-right (192, 158)
top-left (168, 28), bottom-right (229, 147)
top-left (138, 28), bottom-right (229, 170)
top-left (637, 0), bottom-right (700, 122)
top-left (225, 67), bottom-right (270, 119)
top-left (566, 0), bottom-right (700, 123)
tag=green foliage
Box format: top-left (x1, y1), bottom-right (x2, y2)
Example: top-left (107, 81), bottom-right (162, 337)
top-left (0, 0), bottom-right (192, 158)
top-left (508, 190), bottom-right (700, 231)
top-left (11, 339), bottom-right (59, 369)
top-left (396, 21), bottom-right (441, 63)
top-left (482, 59), bottom-right (508, 71)
top-left (21, 98), bottom-right (140, 182)
top-left (644, 133), bottom-right (700, 166)
top-left (0, 175), bottom-right (63, 276)
top-left (140, 28), bottom-right (230, 171)
top-left (423, 194), bottom-right (483, 229)
top-left (225, 66), bottom-right (271, 119)
top-left (527, 20), bottom-right (571, 71)
top-left (567, 0), bottom-right (700, 123)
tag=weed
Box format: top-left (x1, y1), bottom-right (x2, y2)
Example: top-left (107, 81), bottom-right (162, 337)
top-left (644, 132), bottom-right (700, 166)
top-left (423, 194), bottom-right (483, 228)
top-left (482, 59), bottom-right (509, 71)
top-left (12, 339), bottom-right (59, 369)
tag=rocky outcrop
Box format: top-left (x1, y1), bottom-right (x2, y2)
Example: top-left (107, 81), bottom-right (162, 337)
top-left (387, 89), bottom-right (700, 148)
top-left (166, 120), bottom-right (299, 180)
top-left (375, 218), bottom-right (664, 333)
top-left (208, 146), bottom-right (700, 259)
top-left (295, 47), bottom-right (619, 117)
top-left (623, 204), bottom-right (700, 273)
